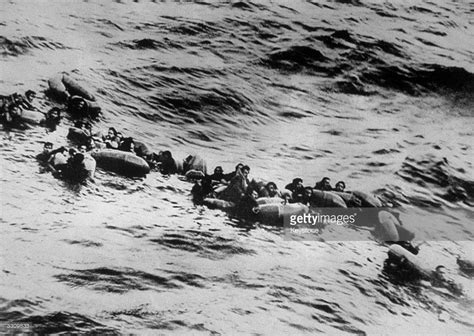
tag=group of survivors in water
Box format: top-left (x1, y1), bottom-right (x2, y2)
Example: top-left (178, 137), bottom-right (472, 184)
top-left (2, 85), bottom-right (471, 296)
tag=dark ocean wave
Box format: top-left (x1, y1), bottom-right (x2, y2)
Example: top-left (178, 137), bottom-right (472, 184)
top-left (396, 155), bottom-right (473, 204)
top-left (17, 312), bottom-right (118, 334)
top-left (0, 36), bottom-right (69, 56)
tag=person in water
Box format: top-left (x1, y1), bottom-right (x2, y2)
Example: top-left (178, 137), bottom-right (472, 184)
top-left (263, 182), bottom-right (281, 198)
top-left (285, 178), bottom-right (303, 192)
top-left (42, 107), bottom-right (62, 129)
top-left (118, 137), bottom-right (136, 153)
top-left (102, 127), bottom-right (120, 149)
top-left (158, 150), bottom-right (178, 175)
top-left (285, 178), bottom-right (305, 203)
top-left (334, 181), bottom-right (346, 192)
top-left (36, 142), bottom-right (54, 163)
top-left (219, 164), bottom-right (250, 203)
top-left (62, 153), bottom-right (89, 182)
top-left (301, 186), bottom-right (313, 205)
top-left (18, 90), bottom-right (37, 110)
top-left (235, 188), bottom-right (260, 220)
top-left (47, 146), bottom-right (69, 175)
top-left (314, 177), bottom-right (333, 191)
top-left (78, 144), bottom-right (96, 178)
top-left (201, 166), bottom-right (227, 196)
top-left (224, 163), bottom-right (244, 182)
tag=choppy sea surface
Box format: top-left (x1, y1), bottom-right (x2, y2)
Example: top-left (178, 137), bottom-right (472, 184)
top-left (1, 0), bottom-right (473, 334)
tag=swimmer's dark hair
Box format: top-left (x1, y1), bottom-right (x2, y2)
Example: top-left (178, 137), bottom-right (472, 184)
top-left (266, 182), bottom-right (277, 189)
top-left (242, 165), bottom-right (250, 171)
top-left (293, 178), bottom-right (303, 184)
top-left (336, 181), bottom-right (346, 188)
top-left (44, 142), bottom-right (53, 148)
top-left (108, 127), bottom-right (117, 136)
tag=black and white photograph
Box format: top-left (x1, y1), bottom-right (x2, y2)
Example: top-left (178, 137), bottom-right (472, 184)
top-left (1, 0), bottom-right (473, 334)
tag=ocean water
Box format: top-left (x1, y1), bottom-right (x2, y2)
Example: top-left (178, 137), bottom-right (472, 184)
top-left (1, 0), bottom-right (473, 334)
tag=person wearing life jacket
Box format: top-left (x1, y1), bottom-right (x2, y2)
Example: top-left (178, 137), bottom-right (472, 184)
top-left (314, 177), bottom-right (333, 191)
top-left (334, 181), bottom-right (346, 192)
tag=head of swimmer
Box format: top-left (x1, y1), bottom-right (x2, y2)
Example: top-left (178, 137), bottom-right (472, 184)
top-left (43, 142), bottom-right (53, 154)
top-left (235, 163), bottom-right (244, 172)
top-left (335, 181), bottom-right (345, 192)
top-left (78, 144), bottom-right (88, 154)
top-left (214, 166), bottom-right (224, 175)
top-left (47, 108), bottom-right (61, 122)
top-left (25, 90), bottom-right (36, 102)
top-left (266, 182), bottom-right (278, 196)
top-left (241, 165), bottom-right (250, 178)
top-left (107, 127), bottom-right (117, 138)
top-left (293, 178), bottom-right (303, 188)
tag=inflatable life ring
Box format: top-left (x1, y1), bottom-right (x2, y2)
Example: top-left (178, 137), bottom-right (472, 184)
top-left (203, 198), bottom-right (235, 210)
top-left (377, 211), bottom-right (400, 241)
top-left (48, 74), bottom-right (96, 102)
top-left (352, 190), bottom-right (383, 207)
top-left (18, 110), bottom-right (46, 125)
top-left (91, 149), bottom-right (150, 177)
top-left (256, 197), bottom-right (284, 205)
top-left (257, 203), bottom-right (309, 224)
top-left (310, 190), bottom-right (347, 208)
top-left (387, 244), bottom-right (433, 279)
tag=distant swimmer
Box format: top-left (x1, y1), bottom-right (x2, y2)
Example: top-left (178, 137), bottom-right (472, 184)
top-left (36, 142), bottom-right (54, 164)
top-left (314, 177), bottom-right (333, 191)
top-left (334, 181), bottom-right (346, 192)
top-left (43, 108), bottom-right (62, 129)
top-left (157, 150), bottom-right (178, 175)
